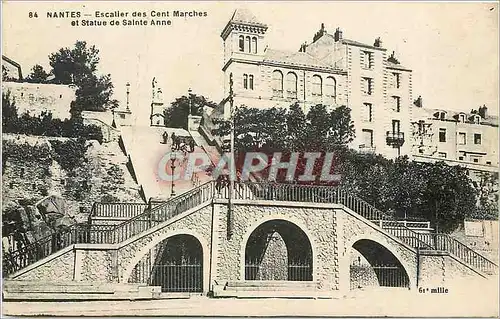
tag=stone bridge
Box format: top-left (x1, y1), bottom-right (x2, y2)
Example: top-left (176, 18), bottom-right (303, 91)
top-left (10, 196), bottom-right (488, 298)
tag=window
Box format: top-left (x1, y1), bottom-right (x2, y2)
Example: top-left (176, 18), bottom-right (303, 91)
top-left (474, 133), bottom-right (482, 144)
top-left (252, 37), bottom-right (257, 54)
top-left (272, 70), bottom-right (283, 97)
top-left (363, 103), bottom-right (372, 122)
top-left (392, 96), bottom-right (401, 112)
top-left (59, 94), bottom-right (63, 98)
top-left (438, 152), bottom-right (447, 158)
top-left (419, 149), bottom-right (424, 154)
top-left (362, 129), bottom-right (373, 147)
top-left (243, 74), bottom-right (254, 90)
top-left (473, 157), bottom-right (479, 163)
top-left (238, 35), bottom-right (244, 52)
top-left (286, 72), bottom-right (297, 99)
top-left (486, 161), bottom-right (491, 165)
top-left (458, 132), bottom-right (466, 145)
top-left (362, 77), bottom-right (373, 95)
top-left (439, 112), bottom-right (446, 120)
top-left (393, 73), bottom-right (400, 88)
top-left (474, 115), bottom-right (481, 124)
top-left (325, 77), bottom-right (336, 102)
top-left (439, 128), bottom-right (446, 142)
top-left (459, 114), bottom-right (466, 123)
top-left (312, 75), bottom-right (322, 96)
top-left (362, 51), bottom-right (373, 69)
top-left (392, 120), bottom-right (400, 133)
top-left (246, 36), bottom-right (251, 53)
top-left (459, 156), bottom-right (464, 160)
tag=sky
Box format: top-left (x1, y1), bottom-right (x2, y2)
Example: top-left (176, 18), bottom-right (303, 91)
top-left (3, 1), bottom-right (499, 126)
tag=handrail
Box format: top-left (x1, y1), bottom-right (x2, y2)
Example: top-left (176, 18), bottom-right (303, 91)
top-left (4, 181), bottom-right (497, 277)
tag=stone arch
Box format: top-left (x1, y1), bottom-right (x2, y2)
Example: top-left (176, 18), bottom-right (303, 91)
top-left (240, 215), bottom-right (318, 282)
top-left (121, 229), bottom-right (210, 292)
top-left (343, 233), bottom-right (413, 290)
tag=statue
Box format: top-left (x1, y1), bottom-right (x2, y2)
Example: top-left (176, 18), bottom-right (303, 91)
top-left (162, 131), bottom-right (169, 144)
top-left (152, 77), bottom-right (157, 100)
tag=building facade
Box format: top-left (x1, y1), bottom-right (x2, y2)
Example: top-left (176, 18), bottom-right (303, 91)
top-left (411, 104), bottom-right (499, 177)
top-left (219, 8), bottom-right (413, 159)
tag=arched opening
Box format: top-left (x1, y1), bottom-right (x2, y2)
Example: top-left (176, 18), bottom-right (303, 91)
top-left (238, 35), bottom-right (244, 52)
top-left (129, 234), bottom-right (203, 292)
top-left (325, 76), bottom-right (336, 103)
top-left (349, 239), bottom-right (409, 289)
top-left (286, 72), bottom-right (298, 99)
top-left (246, 36), bottom-right (251, 53)
top-left (272, 70), bottom-right (283, 97)
top-left (312, 75), bottom-right (322, 96)
top-left (252, 37), bottom-right (257, 54)
top-left (245, 219), bottom-right (313, 281)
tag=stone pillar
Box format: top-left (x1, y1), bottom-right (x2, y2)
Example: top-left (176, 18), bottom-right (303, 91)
top-left (188, 115), bottom-right (202, 132)
top-left (73, 249), bottom-right (83, 281)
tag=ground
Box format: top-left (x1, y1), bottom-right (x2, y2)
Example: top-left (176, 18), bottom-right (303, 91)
top-left (3, 284), bottom-right (498, 317)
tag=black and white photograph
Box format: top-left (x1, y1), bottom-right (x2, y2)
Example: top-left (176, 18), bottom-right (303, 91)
top-left (1, 1), bottom-right (499, 317)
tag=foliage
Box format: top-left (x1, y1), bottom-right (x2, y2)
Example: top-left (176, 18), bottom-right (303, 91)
top-left (49, 138), bottom-right (89, 172)
top-left (25, 64), bottom-right (50, 83)
top-left (211, 103), bottom-right (484, 232)
top-left (1, 140), bottom-right (53, 166)
top-left (2, 92), bottom-right (103, 143)
top-left (471, 171), bottom-right (499, 220)
top-left (164, 93), bottom-right (218, 129)
top-left (48, 40), bottom-right (117, 112)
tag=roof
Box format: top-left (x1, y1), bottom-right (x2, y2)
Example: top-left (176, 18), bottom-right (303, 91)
top-left (263, 49), bottom-right (335, 71)
top-left (2, 55), bottom-right (23, 79)
top-left (387, 60), bottom-right (412, 72)
top-left (221, 8), bottom-right (268, 39)
top-left (415, 107), bottom-right (498, 127)
top-left (229, 8), bottom-right (266, 27)
top-left (341, 38), bottom-right (387, 51)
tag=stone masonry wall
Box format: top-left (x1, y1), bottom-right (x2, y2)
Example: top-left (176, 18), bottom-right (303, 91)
top-left (340, 211), bottom-right (418, 287)
top-left (117, 204), bottom-right (213, 283)
top-left (213, 203), bottom-right (339, 291)
top-left (13, 248), bottom-right (75, 281)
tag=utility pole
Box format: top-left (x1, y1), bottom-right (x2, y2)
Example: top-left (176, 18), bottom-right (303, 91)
top-left (188, 88), bottom-right (193, 116)
top-left (227, 73), bottom-right (234, 239)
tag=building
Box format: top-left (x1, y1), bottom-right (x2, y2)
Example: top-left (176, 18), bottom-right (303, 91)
top-left (2, 81), bottom-right (76, 120)
top-left (219, 8), bottom-right (413, 159)
top-left (2, 55), bottom-right (23, 80)
top-left (411, 104), bottom-right (499, 178)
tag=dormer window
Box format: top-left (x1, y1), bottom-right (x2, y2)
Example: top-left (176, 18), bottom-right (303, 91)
top-left (238, 35), bottom-right (244, 52)
top-left (459, 114), bottom-right (466, 123)
top-left (474, 115), bottom-right (481, 124)
top-left (439, 111), bottom-right (446, 120)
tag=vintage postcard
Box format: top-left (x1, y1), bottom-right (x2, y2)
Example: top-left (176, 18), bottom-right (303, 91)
top-left (1, 1), bottom-right (498, 317)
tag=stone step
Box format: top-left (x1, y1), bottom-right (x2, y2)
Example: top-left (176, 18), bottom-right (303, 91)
top-left (213, 287), bottom-right (332, 299)
top-left (3, 281), bottom-right (161, 301)
top-left (226, 280), bottom-right (318, 289)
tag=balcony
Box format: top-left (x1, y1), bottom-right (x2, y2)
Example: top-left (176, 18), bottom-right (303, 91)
top-left (272, 89), bottom-right (283, 98)
top-left (358, 145), bottom-right (376, 154)
top-left (386, 131), bottom-right (405, 148)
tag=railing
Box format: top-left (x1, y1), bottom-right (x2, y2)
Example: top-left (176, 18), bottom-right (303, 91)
top-left (374, 220), bottom-right (432, 230)
top-left (216, 182), bottom-right (497, 274)
top-left (4, 181), bottom-right (497, 277)
top-left (95, 181), bottom-right (215, 244)
top-left (91, 202), bottom-right (148, 219)
top-left (2, 182), bottom-right (215, 277)
top-left (2, 224), bottom-right (91, 276)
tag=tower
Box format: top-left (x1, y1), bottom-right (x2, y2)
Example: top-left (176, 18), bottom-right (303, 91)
top-left (220, 8), bottom-right (268, 116)
top-left (150, 77), bottom-right (167, 126)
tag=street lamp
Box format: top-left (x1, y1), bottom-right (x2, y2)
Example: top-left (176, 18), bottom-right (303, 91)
top-left (126, 82), bottom-right (131, 112)
top-left (188, 88), bottom-right (193, 116)
top-left (170, 151), bottom-right (177, 197)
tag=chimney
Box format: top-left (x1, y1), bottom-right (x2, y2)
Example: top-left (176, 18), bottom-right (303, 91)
top-left (334, 27), bottom-right (343, 41)
top-left (414, 96), bottom-right (423, 108)
top-left (479, 105), bottom-right (488, 118)
top-left (374, 37), bottom-right (382, 48)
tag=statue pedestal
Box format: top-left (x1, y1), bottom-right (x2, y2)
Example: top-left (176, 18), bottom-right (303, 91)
top-left (188, 115), bottom-right (202, 131)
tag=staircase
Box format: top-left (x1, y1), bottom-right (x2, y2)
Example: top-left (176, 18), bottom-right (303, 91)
top-left (3, 181), bottom-right (497, 278)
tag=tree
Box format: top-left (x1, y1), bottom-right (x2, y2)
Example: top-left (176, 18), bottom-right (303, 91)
top-left (48, 41), bottom-right (116, 113)
top-left (329, 105), bottom-right (355, 146)
top-left (164, 93), bottom-right (217, 129)
top-left (25, 64), bottom-right (50, 83)
top-left (2, 91), bottom-right (18, 132)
